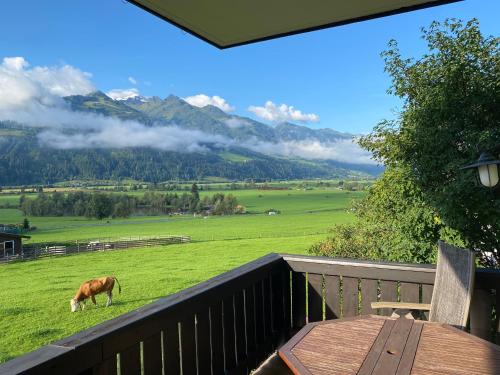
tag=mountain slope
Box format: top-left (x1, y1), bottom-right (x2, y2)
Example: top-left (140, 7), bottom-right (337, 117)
top-left (0, 93), bottom-right (381, 185)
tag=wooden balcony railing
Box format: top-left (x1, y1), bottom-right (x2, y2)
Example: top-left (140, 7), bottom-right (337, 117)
top-left (1, 254), bottom-right (498, 375)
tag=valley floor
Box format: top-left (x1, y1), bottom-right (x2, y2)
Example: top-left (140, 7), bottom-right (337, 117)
top-left (0, 188), bottom-right (362, 362)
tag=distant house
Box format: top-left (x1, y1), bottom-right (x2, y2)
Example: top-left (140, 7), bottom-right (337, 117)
top-left (0, 232), bottom-right (30, 257)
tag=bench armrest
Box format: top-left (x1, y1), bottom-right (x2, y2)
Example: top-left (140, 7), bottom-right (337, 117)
top-left (371, 302), bottom-right (431, 310)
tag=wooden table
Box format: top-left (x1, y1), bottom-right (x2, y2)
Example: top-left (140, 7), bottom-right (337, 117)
top-left (278, 315), bottom-right (500, 375)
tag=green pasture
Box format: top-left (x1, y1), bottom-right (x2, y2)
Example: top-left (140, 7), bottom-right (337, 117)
top-left (1, 189), bottom-right (361, 244)
top-left (0, 188), bottom-right (362, 362)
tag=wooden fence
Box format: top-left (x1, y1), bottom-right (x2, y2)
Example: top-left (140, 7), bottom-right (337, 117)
top-left (0, 235), bottom-right (190, 264)
top-left (283, 254), bottom-right (500, 343)
top-left (0, 254), bottom-right (498, 374)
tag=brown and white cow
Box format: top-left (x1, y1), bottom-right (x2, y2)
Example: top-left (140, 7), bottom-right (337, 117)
top-left (70, 276), bottom-right (121, 312)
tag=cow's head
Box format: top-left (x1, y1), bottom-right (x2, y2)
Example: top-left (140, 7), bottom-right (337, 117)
top-left (70, 298), bottom-right (80, 312)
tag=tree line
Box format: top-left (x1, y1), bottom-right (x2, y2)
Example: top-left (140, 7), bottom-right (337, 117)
top-left (310, 19), bottom-right (499, 267)
top-left (19, 185), bottom-right (245, 219)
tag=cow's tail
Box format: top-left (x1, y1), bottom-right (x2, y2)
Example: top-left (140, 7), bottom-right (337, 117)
top-left (113, 276), bottom-right (122, 294)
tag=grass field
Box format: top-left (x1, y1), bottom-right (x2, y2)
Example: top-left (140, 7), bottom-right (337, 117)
top-left (0, 188), bottom-right (363, 362)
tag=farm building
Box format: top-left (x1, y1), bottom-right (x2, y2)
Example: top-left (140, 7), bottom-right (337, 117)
top-left (0, 232), bottom-right (30, 257)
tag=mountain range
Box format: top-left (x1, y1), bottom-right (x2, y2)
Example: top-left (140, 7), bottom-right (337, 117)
top-left (0, 92), bottom-right (381, 185)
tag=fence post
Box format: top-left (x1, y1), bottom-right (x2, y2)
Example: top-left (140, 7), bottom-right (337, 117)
top-left (77, 240), bottom-right (79, 253)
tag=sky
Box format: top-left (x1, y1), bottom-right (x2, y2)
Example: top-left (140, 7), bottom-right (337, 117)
top-left (0, 0), bottom-right (499, 134)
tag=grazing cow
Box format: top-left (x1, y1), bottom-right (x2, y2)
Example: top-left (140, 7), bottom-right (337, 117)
top-left (70, 276), bottom-right (121, 312)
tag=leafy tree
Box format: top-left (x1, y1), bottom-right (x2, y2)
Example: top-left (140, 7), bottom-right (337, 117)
top-left (113, 201), bottom-right (132, 218)
top-left (311, 19), bottom-right (499, 266)
top-left (87, 193), bottom-right (113, 220)
top-left (22, 218), bottom-right (30, 230)
top-left (190, 183), bottom-right (199, 197)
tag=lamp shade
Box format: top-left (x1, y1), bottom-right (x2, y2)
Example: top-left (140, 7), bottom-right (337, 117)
top-left (461, 152), bottom-right (500, 188)
top-left (478, 163), bottom-right (499, 187)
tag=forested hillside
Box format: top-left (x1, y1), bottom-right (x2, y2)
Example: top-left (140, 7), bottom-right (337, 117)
top-left (0, 93), bottom-right (381, 184)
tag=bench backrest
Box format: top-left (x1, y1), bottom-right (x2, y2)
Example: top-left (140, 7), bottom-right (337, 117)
top-left (429, 241), bottom-right (475, 328)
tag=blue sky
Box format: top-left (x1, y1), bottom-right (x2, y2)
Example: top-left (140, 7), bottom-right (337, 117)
top-left (1, 0), bottom-right (498, 133)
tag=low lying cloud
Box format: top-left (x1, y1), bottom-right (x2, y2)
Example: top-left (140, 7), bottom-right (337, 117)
top-left (244, 138), bottom-right (374, 164)
top-left (224, 118), bottom-right (252, 128)
top-left (0, 57), bottom-right (230, 153)
top-left (106, 88), bottom-right (140, 101)
top-left (183, 94), bottom-right (234, 112)
top-left (248, 101), bottom-right (319, 123)
top-left (0, 56), bottom-right (374, 165)
top-left (38, 123), bottom-right (229, 153)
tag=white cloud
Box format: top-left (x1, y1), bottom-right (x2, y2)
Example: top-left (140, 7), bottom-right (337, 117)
top-left (0, 56), bottom-right (94, 111)
top-left (128, 76), bottom-right (137, 85)
top-left (3, 57), bottom-right (29, 71)
top-left (183, 94), bottom-right (234, 112)
top-left (248, 101), bottom-right (319, 123)
top-left (106, 88), bottom-right (139, 101)
top-left (224, 118), bottom-right (252, 128)
top-left (0, 56), bottom-right (374, 166)
top-left (0, 57), bottom-right (231, 153)
top-left (243, 138), bottom-right (375, 165)
top-left (38, 122), bottom-right (230, 153)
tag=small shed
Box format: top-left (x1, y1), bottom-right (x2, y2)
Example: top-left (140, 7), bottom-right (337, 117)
top-left (0, 232), bottom-right (31, 257)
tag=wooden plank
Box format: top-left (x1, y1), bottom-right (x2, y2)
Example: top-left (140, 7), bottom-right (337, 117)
top-left (234, 290), bottom-right (247, 364)
top-left (379, 281), bottom-right (398, 316)
top-left (143, 333), bottom-right (162, 375)
top-left (475, 268), bottom-right (500, 289)
top-left (371, 302), bottom-right (431, 310)
top-left (284, 255), bottom-right (436, 284)
top-left (372, 318), bottom-right (414, 375)
top-left (180, 315), bottom-right (197, 375)
top-left (120, 343), bottom-right (141, 375)
top-left (421, 284), bottom-right (433, 320)
top-left (358, 319), bottom-right (396, 375)
top-left (195, 310), bottom-right (211, 375)
top-left (271, 271), bottom-right (285, 344)
top-left (360, 278), bottom-right (378, 315)
top-left (396, 321), bottom-right (423, 375)
top-left (308, 273), bottom-right (323, 322)
top-left (429, 242), bottom-right (475, 328)
top-left (262, 277), bottom-right (272, 340)
top-left (223, 296), bottom-right (237, 371)
top-left (342, 277), bottom-right (359, 317)
top-left (163, 321), bottom-right (180, 375)
top-left (244, 286), bottom-right (256, 354)
top-left (282, 270), bottom-right (292, 337)
top-left (292, 272), bottom-right (307, 328)
top-left (324, 275), bottom-right (340, 320)
top-left (282, 316), bottom-right (387, 375)
top-left (496, 288), bottom-right (500, 345)
top-left (210, 302), bottom-right (225, 375)
top-left (413, 323), bottom-right (500, 374)
top-left (470, 288), bottom-right (494, 341)
top-left (254, 280), bottom-right (265, 349)
top-left (244, 285), bottom-right (257, 370)
top-left (400, 282), bottom-right (419, 303)
top-left (91, 356), bottom-right (118, 375)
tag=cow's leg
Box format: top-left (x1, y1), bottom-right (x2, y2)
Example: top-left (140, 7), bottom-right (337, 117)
top-left (81, 300), bottom-right (86, 311)
top-left (106, 291), bottom-right (112, 307)
top-left (91, 295), bottom-right (98, 307)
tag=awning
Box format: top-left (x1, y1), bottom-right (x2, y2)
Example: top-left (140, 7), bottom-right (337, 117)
top-left (128, 0), bottom-right (461, 49)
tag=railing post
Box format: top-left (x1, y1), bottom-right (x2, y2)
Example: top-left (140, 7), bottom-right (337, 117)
top-left (470, 288), bottom-right (493, 341)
